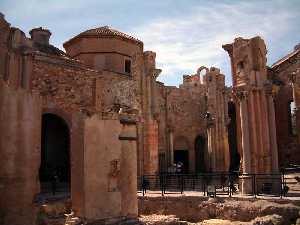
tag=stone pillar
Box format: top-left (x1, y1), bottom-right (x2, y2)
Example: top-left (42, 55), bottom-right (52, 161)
top-left (267, 94), bottom-right (279, 172)
top-left (143, 51), bottom-right (161, 175)
top-left (203, 67), bottom-right (229, 172)
top-left (238, 92), bottom-right (251, 173)
top-left (0, 82), bottom-right (42, 225)
top-left (290, 71), bottom-right (300, 143)
top-left (169, 130), bottom-right (174, 165)
top-left (238, 91), bottom-right (253, 194)
top-left (223, 36), bottom-right (280, 194)
top-left (119, 116), bottom-right (138, 219)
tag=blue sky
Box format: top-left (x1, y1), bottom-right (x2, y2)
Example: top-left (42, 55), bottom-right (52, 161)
top-left (1, 0), bottom-right (300, 86)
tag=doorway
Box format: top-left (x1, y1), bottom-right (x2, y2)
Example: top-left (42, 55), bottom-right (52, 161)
top-left (228, 102), bottom-right (240, 172)
top-left (174, 150), bottom-right (189, 173)
top-left (39, 113), bottom-right (70, 194)
top-left (195, 136), bottom-right (206, 173)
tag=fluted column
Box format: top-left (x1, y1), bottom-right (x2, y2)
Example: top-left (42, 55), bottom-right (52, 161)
top-left (267, 94), bottom-right (279, 172)
top-left (238, 91), bottom-right (251, 173)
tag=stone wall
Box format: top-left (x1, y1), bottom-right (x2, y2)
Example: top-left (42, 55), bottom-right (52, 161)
top-left (0, 81), bottom-right (42, 225)
top-left (73, 114), bottom-right (138, 222)
top-left (272, 48), bottom-right (300, 167)
top-left (31, 57), bottom-right (99, 115)
top-left (154, 78), bottom-right (208, 173)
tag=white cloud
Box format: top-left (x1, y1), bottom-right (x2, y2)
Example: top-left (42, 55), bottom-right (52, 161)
top-left (129, 1), bottom-right (299, 86)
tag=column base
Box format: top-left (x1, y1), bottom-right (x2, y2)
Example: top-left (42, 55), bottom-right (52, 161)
top-left (239, 175), bottom-right (253, 195)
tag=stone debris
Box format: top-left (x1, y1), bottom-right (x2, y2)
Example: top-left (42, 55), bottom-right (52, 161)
top-left (140, 214), bottom-right (285, 225)
top-left (139, 197), bottom-right (299, 224)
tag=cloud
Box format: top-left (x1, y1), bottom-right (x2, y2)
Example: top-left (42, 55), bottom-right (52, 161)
top-left (130, 0), bottom-right (300, 86)
top-left (1, 0), bottom-right (299, 86)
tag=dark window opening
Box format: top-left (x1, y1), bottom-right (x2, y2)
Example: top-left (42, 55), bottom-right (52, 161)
top-left (125, 59), bottom-right (131, 74)
top-left (174, 150), bottom-right (189, 173)
top-left (237, 61), bottom-right (244, 73)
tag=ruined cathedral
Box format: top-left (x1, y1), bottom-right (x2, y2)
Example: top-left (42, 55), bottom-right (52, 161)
top-left (1, 12), bottom-right (300, 225)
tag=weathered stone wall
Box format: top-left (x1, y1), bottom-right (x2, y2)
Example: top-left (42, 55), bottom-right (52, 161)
top-left (31, 57), bottom-right (99, 115)
top-left (203, 68), bottom-right (230, 172)
top-left (82, 115), bottom-right (122, 220)
top-left (154, 80), bottom-right (207, 172)
top-left (272, 48), bottom-right (300, 167)
top-left (0, 81), bottom-right (42, 225)
top-left (80, 114), bottom-right (138, 222)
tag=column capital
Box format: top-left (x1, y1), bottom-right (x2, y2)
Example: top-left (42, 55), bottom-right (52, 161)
top-left (264, 82), bottom-right (273, 96)
top-left (235, 90), bottom-right (249, 102)
top-left (289, 70), bottom-right (300, 85)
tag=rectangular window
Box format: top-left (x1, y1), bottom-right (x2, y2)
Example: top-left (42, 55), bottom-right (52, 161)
top-left (125, 59), bottom-right (131, 74)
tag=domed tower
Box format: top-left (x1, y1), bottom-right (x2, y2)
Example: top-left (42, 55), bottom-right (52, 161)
top-left (63, 26), bottom-right (143, 74)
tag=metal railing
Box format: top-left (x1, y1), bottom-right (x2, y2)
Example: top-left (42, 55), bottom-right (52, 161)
top-left (138, 172), bottom-right (288, 198)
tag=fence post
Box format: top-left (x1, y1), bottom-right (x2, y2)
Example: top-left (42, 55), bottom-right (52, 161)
top-left (281, 169), bottom-right (285, 198)
top-left (142, 175), bottom-right (145, 196)
top-left (161, 174), bottom-right (164, 196)
top-left (229, 173), bottom-right (232, 197)
top-left (181, 175), bottom-right (184, 194)
top-left (203, 174), bottom-right (206, 196)
top-left (192, 174), bottom-right (195, 191)
top-left (253, 174), bottom-right (256, 198)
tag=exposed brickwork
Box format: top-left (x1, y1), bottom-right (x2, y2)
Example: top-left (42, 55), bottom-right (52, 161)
top-left (32, 58), bottom-right (99, 114)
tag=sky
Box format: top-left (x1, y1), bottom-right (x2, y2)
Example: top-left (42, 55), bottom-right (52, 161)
top-left (1, 0), bottom-right (300, 86)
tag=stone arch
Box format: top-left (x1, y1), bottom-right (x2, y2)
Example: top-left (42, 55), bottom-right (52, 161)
top-left (42, 107), bottom-right (72, 128)
top-left (196, 66), bottom-right (209, 76)
top-left (39, 113), bottom-right (71, 194)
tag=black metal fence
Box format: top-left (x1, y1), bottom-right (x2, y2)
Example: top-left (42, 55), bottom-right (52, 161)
top-left (138, 171), bottom-right (292, 198)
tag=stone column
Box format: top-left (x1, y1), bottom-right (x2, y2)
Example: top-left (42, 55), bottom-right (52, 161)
top-left (291, 72), bottom-right (300, 143)
top-left (238, 91), bottom-right (252, 194)
top-left (248, 91), bottom-right (258, 173)
top-left (119, 115), bottom-right (138, 219)
top-left (238, 91), bottom-right (251, 173)
top-left (169, 130), bottom-right (174, 165)
top-left (207, 127), bottom-right (213, 172)
top-left (267, 94), bottom-right (279, 172)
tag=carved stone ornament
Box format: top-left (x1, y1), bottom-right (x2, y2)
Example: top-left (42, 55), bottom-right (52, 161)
top-left (109, 159), bottom-right (120, 177)
top-left (235, 90), bottom-right (249, 101)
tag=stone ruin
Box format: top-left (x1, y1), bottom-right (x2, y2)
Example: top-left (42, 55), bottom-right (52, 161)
top-left (0, 11), bottom-right (300, 225)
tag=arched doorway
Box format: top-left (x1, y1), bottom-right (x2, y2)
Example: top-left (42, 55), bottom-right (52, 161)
top-left (195, 135), bottom-right (206, 173)
top-left (39, 113), bottom-right (70, 193)
top-left (228, 101), bottom-right (240, 172)
top-left (173, 136), bottom-right (189, 173)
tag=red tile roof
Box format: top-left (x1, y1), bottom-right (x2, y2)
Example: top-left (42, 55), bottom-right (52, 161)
top-left (64, 26), bottom-right (143, 47)
top-left (272, 48), bottom-right (300, 68)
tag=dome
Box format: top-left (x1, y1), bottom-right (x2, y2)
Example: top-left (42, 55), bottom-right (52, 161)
top-left (63, 26), bottom-right (142, 48)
